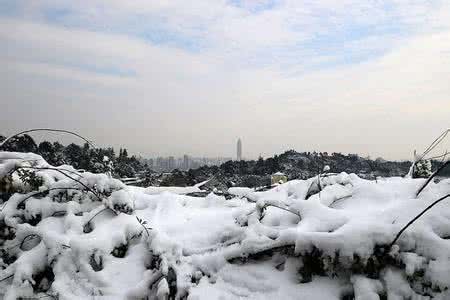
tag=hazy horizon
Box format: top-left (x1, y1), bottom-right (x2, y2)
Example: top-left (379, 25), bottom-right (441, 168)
top-left (1, 1), bottom-right (449, 161)
top-left (0, 131), bottom-right (437, 162)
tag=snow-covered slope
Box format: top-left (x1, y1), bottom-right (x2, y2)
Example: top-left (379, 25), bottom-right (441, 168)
top-left (0, 152), bottom-right (449, 299)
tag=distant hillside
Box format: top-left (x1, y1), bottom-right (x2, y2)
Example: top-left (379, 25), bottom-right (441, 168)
top-left (0, 133), bottom-right (147, 178)
top-left (161, 150), bottom-right (414, 189)
top-left (2, 133), bottom-right (446, 189)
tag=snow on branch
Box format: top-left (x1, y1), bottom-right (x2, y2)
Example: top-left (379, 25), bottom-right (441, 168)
top-left (407, 128), bottom-right (449, 178)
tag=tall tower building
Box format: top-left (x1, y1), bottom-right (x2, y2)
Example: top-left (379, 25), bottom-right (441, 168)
top-left (237, 138), bottom-right (242, 161)
top-left (183, 154), bottom-right (190, 170)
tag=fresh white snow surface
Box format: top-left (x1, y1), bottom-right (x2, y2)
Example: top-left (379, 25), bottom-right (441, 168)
top-left (0, 152), bottom-right (449, 299)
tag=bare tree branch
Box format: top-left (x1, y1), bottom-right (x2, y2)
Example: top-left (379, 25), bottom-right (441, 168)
top-left (7, 166), bottom-right (82, 178)
top-left (86, 207), bottom-right (117, 226)
top-left (390, 194), bottom-right (450, 248)
top-left (0, 274), bottom-right (13, 283)
top-left (15, 187), bottom-right (87, 209)
top-left (418, 129), bottom-right (449, 162)
top-left (407, 129), bottom-right (449, 177)
top-left (263, 203), bottom-right (302, 218)
top-left (416, 161), bottom-right (449, 197)
top-left (9, 166), bottom-right (102, 202)
top-left (0, 128), bottom-right (96, 150)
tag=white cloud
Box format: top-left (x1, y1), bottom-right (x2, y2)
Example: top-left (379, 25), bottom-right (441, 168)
top-left (1, 0), bottom-right (449, 159)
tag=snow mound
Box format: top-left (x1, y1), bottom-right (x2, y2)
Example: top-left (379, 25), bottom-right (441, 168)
top-left (1, 152), bottom-right (449, 299)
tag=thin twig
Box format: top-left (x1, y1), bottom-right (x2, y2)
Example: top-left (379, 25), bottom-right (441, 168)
top-left (418, 129), bottom-right (449, 162)
top-left (263, 204), bottom-right (302, 218)
top-left (52, 210), bottom-right (67, 217)
top-left (407, 129), bottom-right (449, 177)
top-left (416, 161), bottom-right (449, 197)
top-left (329, 194), bottom-right (353, 208)
top-left (86, 207), bottom-right (117, 225)
top-left (390, 194), bottom-right (450, 248)
top-left (236, 196), bottom-right (301, 220)
top-left (16, 187), bottom-right (87, 208)
top-left (20, 233), bottom-right (41, 250)
top-left (38, 293), bottom-right (58, 299)
top-left (0, 274), bottom-right (13, 283)
top-left (9, 166), bottom-right (102, 201)
top-left (3, 233), bottom-right (41, 252)
top-left (136, 216), bottom-right (152, 236)
top-left (428, 151), bottom-right (449, 161)
top-left (8, 166), bottom-right (82, 178)
top-left (149, 271), bottom-right (164, 290)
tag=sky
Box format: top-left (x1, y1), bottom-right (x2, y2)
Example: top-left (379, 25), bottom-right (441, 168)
top-left (1, 0), bottom-right (449, 160)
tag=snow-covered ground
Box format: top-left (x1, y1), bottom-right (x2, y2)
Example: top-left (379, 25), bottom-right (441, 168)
top-left (0, 152), bottom-right (449, 299)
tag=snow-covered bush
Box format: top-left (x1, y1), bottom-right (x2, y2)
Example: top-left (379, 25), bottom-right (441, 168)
top-left (1, 151), bottom-right (449, 299)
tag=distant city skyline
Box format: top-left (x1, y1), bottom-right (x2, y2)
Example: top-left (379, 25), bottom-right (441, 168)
top-left (140, 155), bottom-right (232, 172)
top-left (1, 128), bottom-right (447, 163)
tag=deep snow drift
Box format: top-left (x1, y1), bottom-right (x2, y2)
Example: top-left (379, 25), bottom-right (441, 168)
top-left (0, 152), bottom-right (449, 299)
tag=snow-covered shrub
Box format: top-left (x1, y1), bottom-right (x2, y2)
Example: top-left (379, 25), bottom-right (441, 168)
top-left (0, 152), bottom-right (133, 298)
top-left (104, 189), bottom-right (134, 215)
top-left (1, 150), bottom-right (449, 299)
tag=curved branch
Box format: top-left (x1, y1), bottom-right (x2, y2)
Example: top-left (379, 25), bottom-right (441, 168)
top-left (16, 187), bottom-right (87, 208)
top-left (263, 204), bottom-right (302, 219)
top-left (407, 129), bottom-right (449, 177)
top-left (5, 233), bottom-right (41, 252)
top-left (428, 151), bottom-right (449, 161)
top-left (86, 207), bottom-right (117, 225)
top-left (0, 274), bottom-right (13, 283)
top-left (390, 194), bottom-right (450, 248)
top-left (329, 194), bottom-right (353, 208)
top-left (242, 193), bottom-right (301, 219)
top-left (8, 166), bottom-right (82, 178)
top-left (20, 233), bottom-right (41, 250)
top-left (9, 166), bottom-right (102, 202)
top-left (418, 129), bottom-right (449, 162)
top-left (416, 161), bottom-right (449, 197)
top-left (0, 128), bottom-right (96, 150)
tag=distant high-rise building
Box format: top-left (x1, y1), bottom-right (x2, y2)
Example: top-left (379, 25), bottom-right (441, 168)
top-left (237, 138), bottom-right (242, 161)
top-left (183, 154), bottom-right (190, 170)
top-left (168, 156), bottom-right (175, 170)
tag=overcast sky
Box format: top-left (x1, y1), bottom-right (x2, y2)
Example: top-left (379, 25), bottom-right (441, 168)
top-left (1, 0), bottom-right (449, 160)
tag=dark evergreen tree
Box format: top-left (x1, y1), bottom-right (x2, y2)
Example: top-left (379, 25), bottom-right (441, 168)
top-left (64, 143), bottom-right (82, 169)
top-left (38, 141), bottom-right (55, 163)
top-left (0, 134), bottom-right (37, 153)
top-left (52, 142), bottom-right (66, 165)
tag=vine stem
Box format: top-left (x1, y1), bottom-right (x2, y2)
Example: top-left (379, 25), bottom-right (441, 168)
top-left (86, 207), bottom-right (117, 225)
top-left (407, 129), bottom-right (449, 177)
top-left (263, 204), bottom-right (302, 219)
top-left (9, 166), bottom-right (102, 202)
top-left (389, 194), bottom-right (450, 248)
top-left (20, 233), bottom-right (41, 250)
top-left (245, 197), bottom-right (302, 219)
top-left (0, 128), bottom-right (96, 150)
top-left (0, 274), bottom-right (13, 283)
top-left (16, 187), bottom-right (87, 208)
top-left (7, 166), bottom-right (82, 178)
top-left (416, 161), bottom-right (449, 197)
top-left (416, 129), bottom-right (449, 162)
